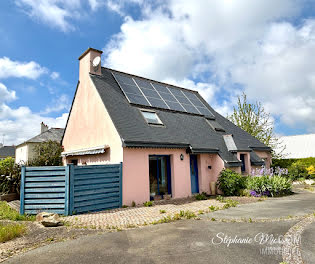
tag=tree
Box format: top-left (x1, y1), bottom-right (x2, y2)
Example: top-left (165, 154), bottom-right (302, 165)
top-left (228, 93), bottom-right (285, 158)
top-left (29, 140), bottom-right (63, 166)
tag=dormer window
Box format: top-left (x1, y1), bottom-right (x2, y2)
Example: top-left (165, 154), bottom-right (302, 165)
top-left (141, 110), bottom-right (163, 125)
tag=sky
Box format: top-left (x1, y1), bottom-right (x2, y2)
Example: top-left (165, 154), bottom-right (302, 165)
top-left (0, 0), bottom-right (315, 145)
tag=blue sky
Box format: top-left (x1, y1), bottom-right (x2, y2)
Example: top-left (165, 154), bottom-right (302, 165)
top-left (0, 0), bottom-right (315, 145)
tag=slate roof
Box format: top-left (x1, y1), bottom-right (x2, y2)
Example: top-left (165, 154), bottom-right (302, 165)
top-left (17, 128), bottom-right (65, 147)
top-left (0, 146), bottom-right (15, 158)
top-left (89, 67), bottom-right (270, 166)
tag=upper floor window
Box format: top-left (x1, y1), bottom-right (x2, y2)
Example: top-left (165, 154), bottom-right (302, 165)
top-left (141, 110), bottom-right (163, 125)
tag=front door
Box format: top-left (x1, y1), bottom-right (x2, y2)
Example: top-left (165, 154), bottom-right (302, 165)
top-left (190, 155), bottom-right (199, 194)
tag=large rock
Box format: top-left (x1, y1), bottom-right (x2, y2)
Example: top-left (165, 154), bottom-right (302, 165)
top-left (36, 212), bottom-right (62, 227)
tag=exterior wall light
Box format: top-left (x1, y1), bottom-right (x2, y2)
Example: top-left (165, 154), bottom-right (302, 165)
top-left (180, 154), bottom-right (184, 160)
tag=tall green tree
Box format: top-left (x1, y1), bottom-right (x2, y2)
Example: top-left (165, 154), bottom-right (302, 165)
top-left (29, 140), bottom-right (63, 166)
top-left (228, 93), bottom-right (285, 158)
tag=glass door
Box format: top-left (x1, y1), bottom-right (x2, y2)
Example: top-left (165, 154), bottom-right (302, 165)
top-left (149, 155), bottom-right (171, 199)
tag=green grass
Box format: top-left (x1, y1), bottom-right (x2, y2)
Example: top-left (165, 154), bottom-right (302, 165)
top-left (0, 223), bottom-right (26, 242)
top-left (143, 201), bottom-right (153, 207)
top-left (194, 192), bottom-right (208, 200)
top-left (159, 209), bottom-right (166, 214)
top-left (0, 201), bottom-right (35, 221)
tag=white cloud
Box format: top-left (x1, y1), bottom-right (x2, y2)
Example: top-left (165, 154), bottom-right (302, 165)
top-left (0, 57), bottom-right (47, 79)
top-left (15, 0), bottom-right (112, 32)
top-left (50, 71), bottom-right (60, 80)
top-left (42, 94), bottom-right (70, 114)
top-left (0, 83), bottom-right (17, 104)
top-left (0, 83), bottom-right (68, 145)
top-left (104, 0), bottom-right (315, 132)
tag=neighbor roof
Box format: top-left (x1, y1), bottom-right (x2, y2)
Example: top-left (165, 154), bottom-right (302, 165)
top-left (88, 68), bottom-right (270, 166)
top-left (275, 134), bottom-right (315, 159)
top-left (17, 128), bottom-right (65, 147)
top-left (0, 146), bottom-right (15, 158)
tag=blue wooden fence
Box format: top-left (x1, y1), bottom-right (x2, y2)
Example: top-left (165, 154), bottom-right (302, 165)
top-left (20, 163), bottom-right (122, 215)
top-left (20, 166), bottom-right (67, 215)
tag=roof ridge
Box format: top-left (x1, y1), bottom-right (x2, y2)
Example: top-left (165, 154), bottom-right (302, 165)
top-left (102, 66), bottom-right (200, 94)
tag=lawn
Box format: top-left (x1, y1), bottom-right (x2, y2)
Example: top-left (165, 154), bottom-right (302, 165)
top-left (0, 201), bottom-right (35, 221)
top-left (0, 223), bottom-right (26, 242)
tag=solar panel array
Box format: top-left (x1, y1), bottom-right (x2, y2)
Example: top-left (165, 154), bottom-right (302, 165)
top-left (112, 72), bottom-right (214, 118)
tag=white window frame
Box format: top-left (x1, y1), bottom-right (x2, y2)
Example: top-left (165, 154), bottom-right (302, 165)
top-left (140, 109), bottom-right (163, 125)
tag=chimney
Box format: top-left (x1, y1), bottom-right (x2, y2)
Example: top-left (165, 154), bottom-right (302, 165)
top-left (78, 47), bottom-right (103, 81)
top-left (41, 122), bottom-right (48, 134)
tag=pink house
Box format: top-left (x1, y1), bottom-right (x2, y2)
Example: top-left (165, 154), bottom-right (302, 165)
top-left (62, 48), bottom-right (272, 206)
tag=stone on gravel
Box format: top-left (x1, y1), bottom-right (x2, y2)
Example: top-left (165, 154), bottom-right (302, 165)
top-left (36, 212), bottom-right (62, 227)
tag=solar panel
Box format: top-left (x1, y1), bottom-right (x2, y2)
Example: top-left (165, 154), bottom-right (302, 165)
top-left (112, 72), bottom-right (215, 118)
top-left (147, 97), bottom-right (169, 109)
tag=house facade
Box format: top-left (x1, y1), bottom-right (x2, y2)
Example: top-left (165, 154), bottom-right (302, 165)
top-left (62, 48), bottom-right (271, 206)
top-left (15, 123), bottom-right (64, 164)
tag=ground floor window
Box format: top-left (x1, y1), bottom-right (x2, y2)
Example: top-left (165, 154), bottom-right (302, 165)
top-left (240, 154), bottom-right (246, 172)
top-left (149, 155), bottom-right (171, 199)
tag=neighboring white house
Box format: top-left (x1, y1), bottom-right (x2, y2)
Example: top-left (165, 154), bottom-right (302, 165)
top-left (276, 134), bottom-right (315, 159)
top-left (15, 122), bottom-right (64, 164)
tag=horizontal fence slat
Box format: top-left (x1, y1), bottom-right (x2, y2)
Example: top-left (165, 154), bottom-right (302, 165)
top-left (25, 193), bottom-right (65, 199)
top-left (74, 172), bottom-right (120, 180)
top-left (74, 177), bottom-right (119, 186)
top-left (25, 210), bottom-right (65, 215)
top-left (74, 192), bottom-right (119, 203)
top-left (74, 167), bottom-right (120, 175)
top-left (26, 166), bottom-right (66, 171)
top-left (74, 164), bottom-right (120, 170)
top-left (25, 176), bottom-right (65, 182)
top-left (25, 171), bottom-right (66, 176)
top-left (25, 182), bottom-right (66, 188)
top-left (73, 187), bottom-right (119, 198)
top-left (25, 188), bottom-right (65, 193)
top-left (75, 201), bottom-right (120, 214)
top-left (25, 199), bottom-right (65, 204)
top-left (25, 204), bottom-right (65, 209)
top-left (74, 182), bottom-right (119, 192)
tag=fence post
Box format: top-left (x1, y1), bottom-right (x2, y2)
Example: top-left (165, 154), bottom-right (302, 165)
top-left (20, 166), bottom-right (26, 215)
top-left (119, 162), bottom-right (123, 207)
top-left (69, 164), bottom-right (74, 215)
top-left (65, 165), bottom-right (70, 216)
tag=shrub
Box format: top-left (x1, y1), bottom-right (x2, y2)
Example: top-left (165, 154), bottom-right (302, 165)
top-left (195, 192), bottom-right (208, 200)
top-left (288, 160), bottom-right (308, 180)
top-left (246, 175), bottom-right (292, 197)
top-left (0, 157), bottom-right (21, 194)
top-left (218, 169), bottom-right (246, 196)
top-left (28, 140), bottom-right (63, 166)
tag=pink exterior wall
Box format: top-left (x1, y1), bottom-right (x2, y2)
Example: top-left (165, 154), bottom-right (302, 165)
top-left (198, 154), bottom-right (225, 194)
top-left (122, 148), bottom-right (226, 205)
top-left (237, 152), bottom-right (251, 174)
top-left (62, 49), bottom-right (123, 165)
top-left (255, 151), bottom-right (272, 169)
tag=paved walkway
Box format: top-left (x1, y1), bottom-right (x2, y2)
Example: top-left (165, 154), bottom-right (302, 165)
top-left (201, 190), bottom-right (315, 221)
top-left (64, 199), bottom-right (225, 229)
